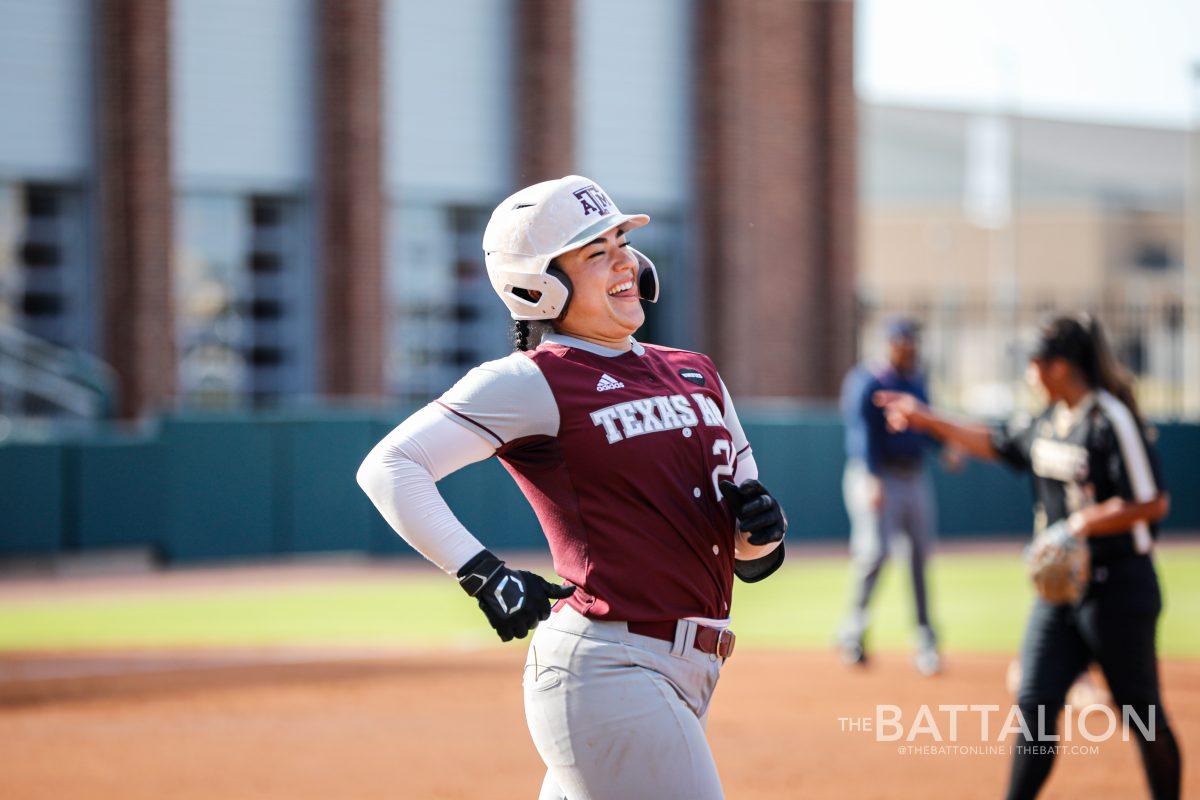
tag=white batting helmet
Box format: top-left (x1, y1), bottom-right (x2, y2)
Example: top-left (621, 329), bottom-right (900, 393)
top-left (482, 175), bottom-right (660, 321)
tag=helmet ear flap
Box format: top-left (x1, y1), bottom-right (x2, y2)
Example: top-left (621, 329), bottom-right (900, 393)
top-left (630, 248), bottom-right (659, 304)
top-left (492, 265), bottom-right (571, 320)
top-left (546, 262), bottom-right (574, 319)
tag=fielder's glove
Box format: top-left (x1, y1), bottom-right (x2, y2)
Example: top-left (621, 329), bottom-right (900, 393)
top-left (456, 549), bottom-right (576, 642)
top-left (1025, 520), bottom-right (1090, 605)
top-left (719, 479), bottom-right (788, 546)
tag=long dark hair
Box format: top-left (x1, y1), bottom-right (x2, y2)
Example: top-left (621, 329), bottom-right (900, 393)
top-left (1033, 314), bottom-right (1142, 423)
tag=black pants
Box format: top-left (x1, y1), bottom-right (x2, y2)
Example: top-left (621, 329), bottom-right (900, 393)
top-left (1006, 555), bottom-right (1181, 799)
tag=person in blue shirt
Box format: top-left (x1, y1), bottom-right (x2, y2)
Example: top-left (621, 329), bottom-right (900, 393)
top-left (837, 317), bottom-right (942, 675)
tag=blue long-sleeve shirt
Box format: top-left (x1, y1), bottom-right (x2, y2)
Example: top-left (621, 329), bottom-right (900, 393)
top-left (840, 363), bottom-right (934, 475)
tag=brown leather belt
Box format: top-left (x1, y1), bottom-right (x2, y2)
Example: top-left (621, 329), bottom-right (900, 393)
top-left (626, 620), bottom-right (736, 659)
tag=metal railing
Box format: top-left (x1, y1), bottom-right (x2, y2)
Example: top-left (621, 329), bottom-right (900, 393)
top-left (0, 324), bottom-right (118, 421)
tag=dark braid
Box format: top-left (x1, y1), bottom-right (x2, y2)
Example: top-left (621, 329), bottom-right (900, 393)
top-left (511, 257), bottom-right (560, 351)
top-left (513, 320), bottom-right (530, 352)
top-left (512, 320), bottom-right (552, 352)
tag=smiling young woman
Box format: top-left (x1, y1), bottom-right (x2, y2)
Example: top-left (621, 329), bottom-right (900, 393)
top-left (511, 223), bottom-right (644, 354)
top-left (357, 175), bottom-right (790, 799)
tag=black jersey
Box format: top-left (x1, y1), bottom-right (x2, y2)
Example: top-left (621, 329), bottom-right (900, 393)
top-left (991, 390), bottom-right (1163, 564)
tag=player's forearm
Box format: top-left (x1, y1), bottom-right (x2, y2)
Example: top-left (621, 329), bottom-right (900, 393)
top-left (356, 406), bottom-right (494, 574)
top-left (917, 414), bottom-right (997, 461)
top-left (357, 447), bottom-right (485, 573)
top-left (734, 533), bottom-right (781, 561)
top-left (1071, 494), bottom-right (1170, 538)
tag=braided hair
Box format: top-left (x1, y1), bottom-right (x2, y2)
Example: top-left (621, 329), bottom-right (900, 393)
top-left (510, 257), bottom-right (560, 352)
top-left (512, 320), bottom-right (553, 352)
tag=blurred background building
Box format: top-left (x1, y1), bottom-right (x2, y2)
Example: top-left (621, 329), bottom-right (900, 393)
top-left (2, 0), bottom-right (1199, 562)
top-left (0, 0), bottom-right (1196, 426)
top-left (0, 0), bottom-right (856, 421)
top-left (861, 104), bottom-right (1193, 416)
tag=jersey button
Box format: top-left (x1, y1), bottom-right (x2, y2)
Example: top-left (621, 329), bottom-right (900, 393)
top-left (693, 487), bottom-right (702, 498)
top-left (682, 427), bottom-right (692, 438)
top-left (712, 545), bottom-right (720, 555)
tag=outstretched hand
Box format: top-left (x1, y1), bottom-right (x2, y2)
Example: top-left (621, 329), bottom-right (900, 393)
top-left (873, 390), bottom-right (931, 433)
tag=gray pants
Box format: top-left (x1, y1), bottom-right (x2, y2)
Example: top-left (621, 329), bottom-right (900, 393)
top-left (524, 605), bottom-right (725, 800)
top-left (842, 459), bottom-right (937, 634)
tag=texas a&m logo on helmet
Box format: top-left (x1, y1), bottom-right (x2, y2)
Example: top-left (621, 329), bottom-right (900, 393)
top-left (572, 184), bottom-right (614, 217)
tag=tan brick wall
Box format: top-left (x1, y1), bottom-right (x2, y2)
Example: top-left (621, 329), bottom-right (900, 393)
top-left (694, 0), bottom-right (857, 399)
top-left (861, 206), bottom-right (1186, 303)
top-left (514, 0), bottom-right (575, 184)
top-left (96, 0), bottom-right (175, 418)
top-left (317, 0), bottom-right (385, 397)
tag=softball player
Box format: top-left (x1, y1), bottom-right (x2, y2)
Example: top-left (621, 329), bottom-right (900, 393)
top-left (877, 315), bottom-right (1181, 800)
top-left (357, 175), bottom-right (788, 800)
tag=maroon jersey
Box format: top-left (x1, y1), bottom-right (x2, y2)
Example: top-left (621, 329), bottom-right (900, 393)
top-left (437, 334), bottom-right (753, 622)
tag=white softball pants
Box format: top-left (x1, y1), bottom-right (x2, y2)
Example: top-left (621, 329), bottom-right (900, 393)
top-left (523, 605), bottom-right (725, 800)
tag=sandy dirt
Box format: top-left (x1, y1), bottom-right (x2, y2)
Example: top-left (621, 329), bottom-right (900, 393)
top-left (1, 646), bottom-right (1195, 800)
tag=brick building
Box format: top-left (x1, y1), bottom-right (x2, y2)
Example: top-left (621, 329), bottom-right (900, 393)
top-left (0, 0), bottom-right (857, 418)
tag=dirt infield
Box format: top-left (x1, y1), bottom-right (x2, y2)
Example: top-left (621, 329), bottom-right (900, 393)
top-left (1, 647), bottom-right (1195, 799)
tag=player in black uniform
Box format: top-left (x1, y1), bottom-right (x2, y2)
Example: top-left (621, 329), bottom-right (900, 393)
top-left (876, 315), bottom-right (1181, 800)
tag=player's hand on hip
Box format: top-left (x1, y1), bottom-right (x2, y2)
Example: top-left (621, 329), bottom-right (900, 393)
top-left (456, 549), bottom-right (576, 642)
top-left (719, 479), bottom-right (788, 546)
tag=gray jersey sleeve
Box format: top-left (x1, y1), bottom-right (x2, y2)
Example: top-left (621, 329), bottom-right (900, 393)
top-left (435, 352), bottom-right (559, 448)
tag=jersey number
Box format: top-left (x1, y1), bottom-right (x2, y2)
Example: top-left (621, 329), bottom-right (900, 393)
top-left (711, 438), bottom-right (735, 499)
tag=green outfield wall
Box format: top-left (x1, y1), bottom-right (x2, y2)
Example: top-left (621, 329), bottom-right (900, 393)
top-left (1, 411), bottom-right (1197, 562)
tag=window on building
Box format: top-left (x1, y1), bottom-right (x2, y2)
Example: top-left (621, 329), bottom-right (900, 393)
top-left (0, 182), bottom-right (89, 349)
top-left (175, 193), bottom-right (313, 408)
top-left (387, 204), bottom-right (510, 401)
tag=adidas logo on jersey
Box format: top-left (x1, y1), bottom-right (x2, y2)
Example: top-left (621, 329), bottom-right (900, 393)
top-left (596, 374), bottom-right (625, 392)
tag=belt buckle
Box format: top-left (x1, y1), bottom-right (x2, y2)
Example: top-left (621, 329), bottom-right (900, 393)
top-left (716, 628), bottom-right (736, 659)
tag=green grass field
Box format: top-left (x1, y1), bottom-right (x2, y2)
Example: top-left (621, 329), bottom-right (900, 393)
top-left (3, 546), bottom-right (1199, 657)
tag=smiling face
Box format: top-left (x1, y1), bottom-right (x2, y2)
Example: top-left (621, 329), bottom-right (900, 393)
top-left (552, 225), bottom-right (644, 347)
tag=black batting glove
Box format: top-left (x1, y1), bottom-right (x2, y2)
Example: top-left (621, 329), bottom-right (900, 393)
top-left (719, 479), bottom-right (788, 546)
top-left (456, 549), bottom-right (576, 642)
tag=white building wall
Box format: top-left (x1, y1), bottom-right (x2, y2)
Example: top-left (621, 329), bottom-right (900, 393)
top-left (0, 0), bottom-right (91, 179)
top-left (384, 0), bottom-right (512, 203)
top-left (172, 0), bottom-right (314, 190)
top-left (574, 0), bottom-right (691, 209)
